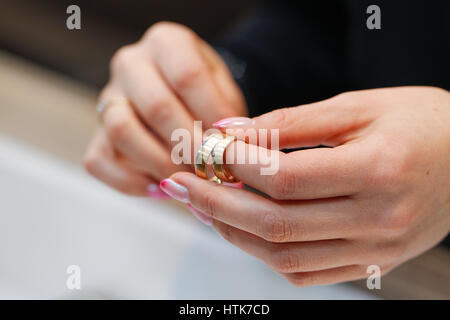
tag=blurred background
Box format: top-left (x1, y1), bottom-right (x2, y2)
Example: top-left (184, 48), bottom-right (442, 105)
top-left (0, 0), bottom-right (256, 88)
top-left (0, 0), bottom-right (448, 299)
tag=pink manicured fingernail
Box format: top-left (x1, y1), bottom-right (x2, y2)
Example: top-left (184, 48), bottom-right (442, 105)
top-left (222, 181), bottom-right (245, 189)
top-left (213, 117), bottom-right (254, 129)
top-left (160, 179), bottom-right (189, 203)
top-left (147, 184), bottom-right (170, 199)
top-left (187, 203), bottom-right (212, 226)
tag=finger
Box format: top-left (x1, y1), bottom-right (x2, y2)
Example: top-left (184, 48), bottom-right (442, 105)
top-left (198, 40), bottom-right (246, 116)
top-left (102, 99), bottom-right (190, 180)
top-left (168, 172), bottom-right (363, 242)
top-left (111, 49), bottom-right (197, 147)
top-left (217, 91), bottom-right (378, 149)
top-left (282, 265), bottom-right (378, 287)
top-left (146, 24), bottom-right (238, 126)
top-left (84, 131), bottom-right (155, 196)
top-left (223, 140), bottom-right (368, 199)
top-left (213, 220), bottom-right (362, 273)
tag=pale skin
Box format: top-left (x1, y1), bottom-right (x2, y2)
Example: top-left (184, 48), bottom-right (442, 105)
top-left (168, 86), bottom-right (450, 286)
top-left (85, 23), bottom-right (450, 286)
top-left (84, 22), bottom-right (246, 195)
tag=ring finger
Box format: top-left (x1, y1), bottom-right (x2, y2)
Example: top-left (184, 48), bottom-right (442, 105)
top-left (100, 86), bottom-right (190, 180)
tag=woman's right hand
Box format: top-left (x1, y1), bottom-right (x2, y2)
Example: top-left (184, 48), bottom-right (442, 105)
top-left (84, 22), bottom-right (246, 196)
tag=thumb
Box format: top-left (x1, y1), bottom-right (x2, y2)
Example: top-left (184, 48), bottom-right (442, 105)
top-left (213, 93), bottom-right (373, 149)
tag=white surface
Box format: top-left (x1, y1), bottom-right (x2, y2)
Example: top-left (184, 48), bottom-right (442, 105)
top-left (0, 135), bottom-right (376, 299)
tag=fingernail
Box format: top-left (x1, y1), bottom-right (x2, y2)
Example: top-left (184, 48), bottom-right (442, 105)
top-left (213, 117), bottom-right (254, 129)
top-left (147, 184), bottom-right (170, 199)
top-left (222, 181), bottom-right (245, 189)
top-left (159, 179), bottom-right (189, 203)
top-left (187, 203), bottom-right (212, 226)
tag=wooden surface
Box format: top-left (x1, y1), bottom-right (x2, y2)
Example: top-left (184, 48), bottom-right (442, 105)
top-left (0, 50), bottom-right (449, 299)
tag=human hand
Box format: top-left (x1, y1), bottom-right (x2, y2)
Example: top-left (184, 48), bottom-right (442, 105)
top-left (84, 22), bottom-right (246, 196)
top-left (161, 86), bottom-right (450, 286)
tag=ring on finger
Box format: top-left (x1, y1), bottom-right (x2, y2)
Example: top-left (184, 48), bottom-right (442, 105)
top-left (195, 133), bottom-right (223, 180)
top-left (211, 135), bottom-right (240, 183)
top-left (96, 97), bottom-right (130, 121)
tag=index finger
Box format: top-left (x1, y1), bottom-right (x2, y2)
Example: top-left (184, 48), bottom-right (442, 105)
top-left (224, 140), bottom-right (368, 200)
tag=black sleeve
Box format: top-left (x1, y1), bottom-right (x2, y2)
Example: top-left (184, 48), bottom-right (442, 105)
top-left (217, 0), bottom-right (450, 117)
top-left (217, 1), bottom-right (348, 117)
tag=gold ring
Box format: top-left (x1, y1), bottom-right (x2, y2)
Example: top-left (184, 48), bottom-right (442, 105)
top-left (194, 133), bottom-right (224, 180)
top-left (211, 135), bottom-right (240, 183)
top-left (96, 97), bottom-right (129, 121)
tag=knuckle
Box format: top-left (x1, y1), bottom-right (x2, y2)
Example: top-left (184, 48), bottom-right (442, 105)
top-left (330, 91), bottom-right (366, 114)
top-left (172, 63), bottom-right (206, 91)
top-left (83, 150), bottom-right (100, 175)
top-left (269, 108), bottom-right (289, 125)
top-left (264, 108), bottom-right (295, 131)
top-left (145, 21), bottom-right (188, 43)
top-left (334, 90), bottom-right (373, 108)
top-left (202, 189), bottom-right (219, 218)
top-left (378, 240), bottom-right (408, 262)
top-left (140, 94), bottom-right (172, 124)
top-left (110, 45), bottom-right (138, 74)
top-left (288, 278), bottom-right (306, 287)
top-left (287, 274), bottom-right (314, 287)
top-left (98, 87), bottom-right (112, 101)
top-left (145, 21), bottom-right (173, 40)
top-left (104, 107), bottom-right (131, 142)
top-left (334, 91), bottom-right (360, 103)
top-left (376, 202), bottom-right (418, 236)
top-left (98, 85), bottom-right (114, 102)
top-left (391, 205), bottom-right (417, 231)
top-left (369, 138), bottom-right (413, 193)
top-left (269, 166), bottom-right (297, 199)
top-left (272, 246), bottom-right (300, 273)
top-left (258, 210), bottom-right (292, 243)
top-left (217, 223), bottom-right (233, 242)
top-left (372, 160), bottom-right (402, 188)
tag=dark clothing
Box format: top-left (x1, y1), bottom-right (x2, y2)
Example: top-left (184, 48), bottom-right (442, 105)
top-left (220, 0), bottom-right (449, 117)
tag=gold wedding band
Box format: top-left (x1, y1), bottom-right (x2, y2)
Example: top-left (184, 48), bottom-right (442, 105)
top-left (194, 133), bottom-right (224, 180)
top-left (195, 133), bottom-right (240, 184)
top-left (211, 135), bottom-right (240, 183)
top-left (96, 97), bottom-right (130, 121)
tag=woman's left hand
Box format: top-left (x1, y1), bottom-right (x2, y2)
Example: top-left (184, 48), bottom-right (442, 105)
top-left (161, 86), bottom-right (450, 286)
